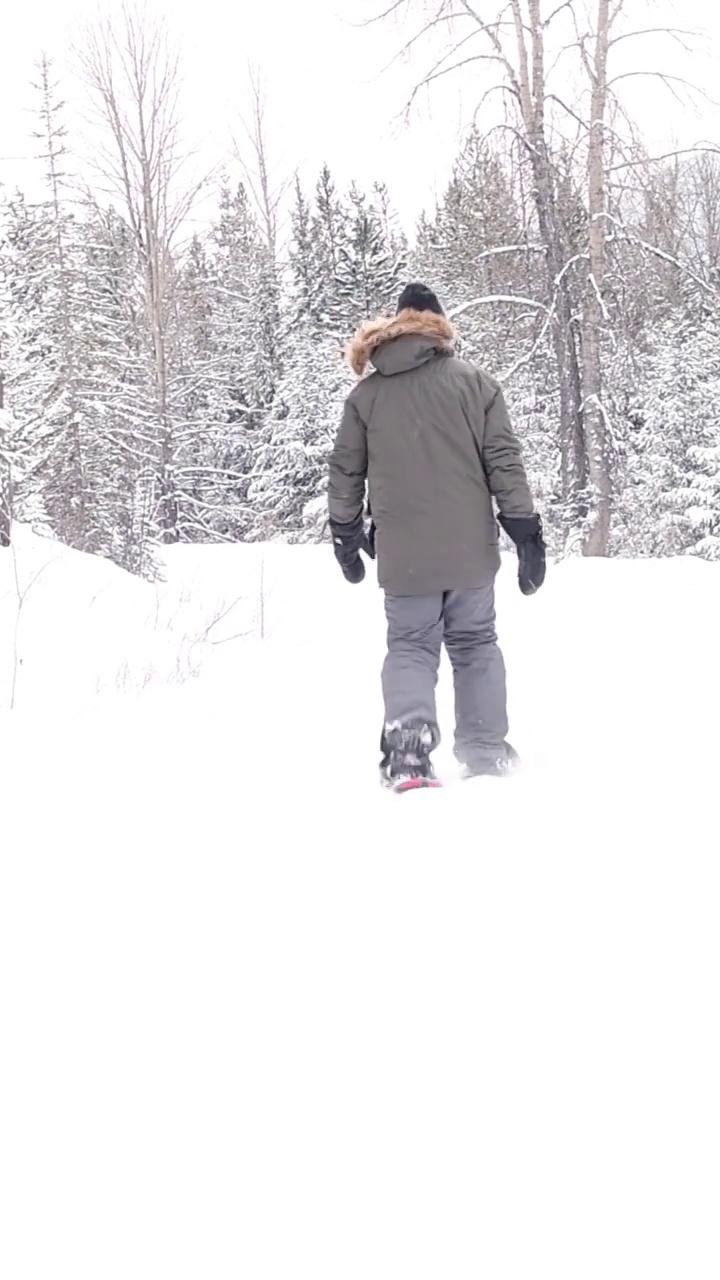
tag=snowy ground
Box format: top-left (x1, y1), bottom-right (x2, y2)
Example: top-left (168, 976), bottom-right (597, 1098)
top-left (1, 530), bottom-right (720, 1279)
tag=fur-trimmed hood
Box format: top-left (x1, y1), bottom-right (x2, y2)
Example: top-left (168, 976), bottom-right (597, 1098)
top-left (347, 308), bottom-right (455, 377)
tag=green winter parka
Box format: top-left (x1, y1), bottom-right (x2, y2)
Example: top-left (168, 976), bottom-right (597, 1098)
top-left (328, 308), bottom-right (534, 595)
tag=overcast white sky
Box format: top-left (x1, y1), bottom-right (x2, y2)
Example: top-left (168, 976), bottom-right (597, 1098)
top-left (1, 0), bottom-right (719, 232)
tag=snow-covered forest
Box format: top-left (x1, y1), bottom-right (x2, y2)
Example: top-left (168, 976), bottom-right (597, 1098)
top-left (1, 3), bottom-right (719, 572)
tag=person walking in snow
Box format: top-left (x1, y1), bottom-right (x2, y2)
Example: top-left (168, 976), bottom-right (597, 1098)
top-left (327, 283), bottom-right (545, 790)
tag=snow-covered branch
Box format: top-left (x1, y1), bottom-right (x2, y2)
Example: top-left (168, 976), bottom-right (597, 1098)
top-left (474, 243), bottom-right (546, 262)
top-left (449, 295), bottom-right (549, 320)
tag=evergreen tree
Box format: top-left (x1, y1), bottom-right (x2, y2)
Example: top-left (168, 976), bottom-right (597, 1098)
top-left (211, 181), bottom-right (282, 429)
top-left (619, 306), bottom-right (720, 558)
top-left (334, 183), bottom-right (407, 333)
top-left (374, 180), bottom-right (409, 266)
top-left (77, 201), bottom-right (155, 573)
top-left (172, 231), bottom-right (248, 540)
top-left (248, 333), bottom-right (351, 540)
top-left (312, 164), bottom-right (348, 329)
top-left (1, 125), bottom-right (156, 573)
top-left (413, 131), bottom-right (537, 368)
top-left (289, 176), bottom-right (324, 329)
top-left (1, 63), bottom-right (90, 548)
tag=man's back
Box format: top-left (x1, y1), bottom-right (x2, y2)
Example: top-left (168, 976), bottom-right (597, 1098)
top-left (331, 308), bottom-right (532, 595)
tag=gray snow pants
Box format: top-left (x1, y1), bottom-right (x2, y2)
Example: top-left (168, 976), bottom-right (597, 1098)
top-left (382, 586), bottom-right (509, 769)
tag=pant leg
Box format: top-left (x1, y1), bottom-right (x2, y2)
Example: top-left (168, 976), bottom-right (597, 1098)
top-left (382, 594), bottom-right (444, 741)
top-left (443, 586), bottom-right (509, 768)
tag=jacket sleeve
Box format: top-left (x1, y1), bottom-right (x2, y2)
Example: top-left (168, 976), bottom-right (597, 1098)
top-left (480, 376), bottom-right (534, 518)
top-left (327, 395), bottom-right (368, 524)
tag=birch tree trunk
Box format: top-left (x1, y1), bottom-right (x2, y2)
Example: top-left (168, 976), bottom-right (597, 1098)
top-left (509, 0), bottom-right (586, 522)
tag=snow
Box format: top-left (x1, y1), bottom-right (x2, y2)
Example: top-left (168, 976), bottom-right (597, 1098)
top-left (0, 525), bottom-right (210, 711)
top-left (2, 532), bottom-right (720, 1279)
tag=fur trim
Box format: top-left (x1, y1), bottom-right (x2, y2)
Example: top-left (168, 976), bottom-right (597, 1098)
top-left (347, 308), bottom-right (455, 377)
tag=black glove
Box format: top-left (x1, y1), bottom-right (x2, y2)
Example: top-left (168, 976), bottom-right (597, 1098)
top-left (329, 513), bottom-right (375, 584)
top-left (498, 513), bottom-right (546, 596)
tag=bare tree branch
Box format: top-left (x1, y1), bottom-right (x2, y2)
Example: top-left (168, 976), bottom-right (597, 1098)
top-left (500, 294), bottom-right (556, 383)
top-left (543, 1), bottom-right (575, 29)
top-left (554, 252), bottom-right (589, 288)
top-left (459, 0), bottom-right (522, 97)
top-left (607, 146), bottom-right (720, 173)
top-left (380, 8), bottom-right (464, 74)
top-left (474, 243), bottom-right (546, 261)
top-left (602, 211), bottom-right (718, 295)
top-left (546, 92), bottom-right (589, 131)
top-left (232, 65), bottom-right (291, 259)
top-left (570, 4), bottom-right (594, 83)
top-left (609, 26), bottom-right (703, 52)
top-left (449, 294), bottom-right (550, 320)
top-left (408, 50), bottom-right (512, 110)
top-left (607, 71), bottom-right (720, 109)
top-left (360, 0), bottom-right (413, 27)
top-left (471, 84), bottom-right (524, 131)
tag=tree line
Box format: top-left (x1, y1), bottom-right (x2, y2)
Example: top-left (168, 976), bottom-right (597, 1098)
top-left (0, 2), bottom-right (718, 572)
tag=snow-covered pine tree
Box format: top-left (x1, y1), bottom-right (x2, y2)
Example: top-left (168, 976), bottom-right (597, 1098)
top-left (171, 230), bottom-right (249, 540)
top-left (604, 150), bottom-right (720, 559)
top-left (0, 60), bottom-right (119, 556)
top-left (173, 234), bottom-right (219, 537)
top-left (620, 304), bottom-right (720, 559)
top-left (413, 130), bottom-right (538, 370)
top-left (285, 175), bottom-right (333, 335)
top-left (78, 200), bottom-right (156, 573)
top-left (374, 180), bottom-right (409, 274)
top-left (210, 181), bottom-right (282, 429)
top-left (311, 164), bottom-right (349, 333)
top-left (289, 176), bottom-right (323, 329)
top-left (684, 436), bottom-right (720, 560)
top-left (187, 179), bottom-right (285, 539)
top-left (333, 183), bottom-right (407, 335)
top-left (247, 331), bottom-right (352, 541)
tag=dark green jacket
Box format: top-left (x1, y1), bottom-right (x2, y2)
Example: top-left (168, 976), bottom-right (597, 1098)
top-left (328, 309), bottom-right (534, 595)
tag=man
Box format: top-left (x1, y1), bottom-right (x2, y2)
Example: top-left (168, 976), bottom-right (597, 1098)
top-left (328, 282), bottom-right (545, 791)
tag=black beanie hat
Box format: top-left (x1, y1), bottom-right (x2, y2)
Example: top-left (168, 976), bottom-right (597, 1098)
top-left (396, 282), bottom-right (445, 316)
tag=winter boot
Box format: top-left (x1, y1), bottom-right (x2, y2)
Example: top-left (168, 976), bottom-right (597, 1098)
top-left (380, 721), bottom-right (441, 793)
top-left (459, 742), bottom-right (519, 780)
